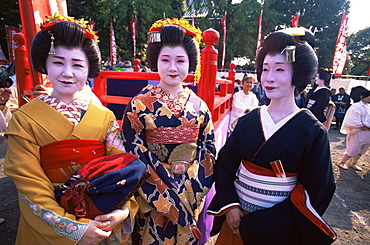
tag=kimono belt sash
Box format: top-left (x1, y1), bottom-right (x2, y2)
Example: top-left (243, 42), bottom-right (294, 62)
top-left (145, 126), bottom-right (199, 144)
top-left (235, 160), bottom-right (298, 213)
top-left (40, 139), bottom-right (106, 187)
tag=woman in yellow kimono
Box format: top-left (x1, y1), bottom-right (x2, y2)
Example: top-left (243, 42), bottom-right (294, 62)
top-left (5, 15), bottom-right (137, 245)
top-left (122, 19), bottom-right (215, 244)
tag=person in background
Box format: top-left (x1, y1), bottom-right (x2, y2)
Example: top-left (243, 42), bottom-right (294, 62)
top-left (332, 86), bottom-right (351, 130)
top-left (252, 80), bottom-right (270, 106)
top-left (229, 74), bottom-right (258, 132)
top-left (122, 19), bottom-right (215, 244)
top-left (234, 79), bottom-right (242, 93)
top-left (330, 88), bottom-right (336, 100)
top-left (4, 16), bottom-right (137, 245)
top-left (208, 30), bottom-right (335, 245)
top-left (337, 87), bottom-right (370, 171)
top-left (1, 66), bottom-right (9, 86)
top-left (305, 68), bottom-right (332, 123)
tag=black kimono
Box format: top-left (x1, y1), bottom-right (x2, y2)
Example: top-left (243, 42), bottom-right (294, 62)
top-left (306, 87), bottom-right (332, 122)
top-left (208, 108), bottom-right (336, 245)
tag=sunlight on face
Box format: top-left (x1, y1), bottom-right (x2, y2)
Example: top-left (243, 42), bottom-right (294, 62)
top-left (157, 46), bottom-right (189, 93)
top-left (261, 53), bottom-right (295, 101)
top-left (46, 46), bottom-right (89, 103)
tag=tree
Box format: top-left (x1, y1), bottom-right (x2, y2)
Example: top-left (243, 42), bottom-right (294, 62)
top-left (265, 0), bottom-right (350, 69)
top-left (346, 27), bottom-right (370, 76)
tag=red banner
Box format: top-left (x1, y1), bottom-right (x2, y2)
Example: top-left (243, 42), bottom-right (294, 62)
top-left (331, 12), bottom-right (348, 77)
top-left (221, 13), bottom-right (227, 70)
top-left (110, 21), bottom-right (117, 65)
top-left (291, 11), bottom-right (300, 27)
top-left (256, 9), bottom-right (263, 57)
top-left (6, 26), bottom-right (21, 63)
top-left (130, 17), bottom-right (136, 59)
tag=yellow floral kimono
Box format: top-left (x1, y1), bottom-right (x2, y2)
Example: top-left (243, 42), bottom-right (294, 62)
top-left (5, 96), bottom-right (138, 245)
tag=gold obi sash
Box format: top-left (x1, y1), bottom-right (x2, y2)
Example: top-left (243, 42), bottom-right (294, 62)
top-left (235, 160), bottom-right (298, 213)
top-left (40, 139), bottom-right (105, 187)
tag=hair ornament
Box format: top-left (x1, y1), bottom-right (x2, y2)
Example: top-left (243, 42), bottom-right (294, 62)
top-left (48, 31), bottom-right (56, 55)
top-left (281, 45), bottom-right (296, 63)
top-left (148, 18), bottom-right (202, 45)
top-left (40, 13), bottom-right (99, 42)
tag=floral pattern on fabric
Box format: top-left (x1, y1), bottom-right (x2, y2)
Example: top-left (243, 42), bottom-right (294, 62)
top-left (20, 192), bottom-right (88, 241)
top-left (122, 85), bottom-right (215, 244)
top-left (38, 94), bottom-right (89, 125)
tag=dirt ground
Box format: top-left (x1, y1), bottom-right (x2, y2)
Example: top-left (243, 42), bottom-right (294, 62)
top-left (0, 127), bottom-right (369, 244)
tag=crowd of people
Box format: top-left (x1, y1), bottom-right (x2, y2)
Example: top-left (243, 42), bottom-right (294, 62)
top-left (0, 14), bottom-right (369, 245)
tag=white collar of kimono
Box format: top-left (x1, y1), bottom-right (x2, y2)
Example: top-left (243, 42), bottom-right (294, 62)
top-left (260, 105), bottom-right (301, 140)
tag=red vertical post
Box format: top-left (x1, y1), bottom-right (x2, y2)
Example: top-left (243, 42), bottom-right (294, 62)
top-left (198, 28), bottom-right (220, 113)
top-left (17, 0), bottom-right (41, 86)
top-left (13, 33), bottom-right (33, 106)
top-left (228, 63), bottom-right (236, 93)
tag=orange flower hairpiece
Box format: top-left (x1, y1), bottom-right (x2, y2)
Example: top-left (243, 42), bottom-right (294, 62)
top-left (40, 13), bottom-right (99, 42)
top-left (148, 18), bottom-right (202, 45)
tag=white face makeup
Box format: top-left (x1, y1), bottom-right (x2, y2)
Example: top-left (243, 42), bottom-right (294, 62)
top-left (157, 46), bottom-right (189, 94)
top-left (46, 46), bottom-right (89, 104)
top-left (261, 53), bottom-right (295, 101)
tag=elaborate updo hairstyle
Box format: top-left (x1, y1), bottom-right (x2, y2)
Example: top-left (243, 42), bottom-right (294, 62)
top-left (146, 24), bottom-right (199, 72)
top-left (256, 31), bottom-right (318, 96)
top-left (317, 68), bottom-right (332, 87)
top-left (30, 20), bottom-right (101, 78)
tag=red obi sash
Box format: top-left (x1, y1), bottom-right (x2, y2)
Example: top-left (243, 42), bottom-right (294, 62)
top-left (241, 159), bottom-right (298, 177)
top-left (145, 126), bottom-right (199, 144)
top-left (40, 139), bottom-right (105, 187)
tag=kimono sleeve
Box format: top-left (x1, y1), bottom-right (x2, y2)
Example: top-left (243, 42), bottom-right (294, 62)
top-left (4, 112), bottom-right (90, 244)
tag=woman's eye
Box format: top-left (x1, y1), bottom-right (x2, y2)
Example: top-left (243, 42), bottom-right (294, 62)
top-left (263, 68), bottom-right (269, 71)
top-left (161, 58), bottom-right (169, 62)
top-left (276, 68), bottom-right (284, 71)
top-left (53, 61), bottom-right (63, 65)
top-left (74, 64), bottom-right (84, 68)
top-left (177, 60), bottom-right (185, 63)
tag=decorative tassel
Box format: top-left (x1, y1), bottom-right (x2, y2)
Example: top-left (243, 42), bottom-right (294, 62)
top-left (48, 31), bottom-right (56, 55)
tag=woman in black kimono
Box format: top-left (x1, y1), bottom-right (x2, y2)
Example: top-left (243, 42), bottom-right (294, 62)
top-left (207, 30), bottom-right (336, 244)
top-left (305, 68), bottom-right (332, 123)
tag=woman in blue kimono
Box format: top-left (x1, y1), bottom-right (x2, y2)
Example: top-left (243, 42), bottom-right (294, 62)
top-left (121, 19), bottom-right (215, 244)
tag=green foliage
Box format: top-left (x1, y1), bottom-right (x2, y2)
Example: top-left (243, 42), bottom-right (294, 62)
top-left (347, 27), bottom-right (370, 76)
top-left (2, 0), bottom-right (367, 76)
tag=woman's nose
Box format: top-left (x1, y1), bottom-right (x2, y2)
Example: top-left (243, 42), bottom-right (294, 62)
top-left (62, 66), bottom-right (73, 77)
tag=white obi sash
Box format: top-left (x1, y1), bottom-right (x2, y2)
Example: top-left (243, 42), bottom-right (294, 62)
top-left (235, 161), bottom-right (298, 212)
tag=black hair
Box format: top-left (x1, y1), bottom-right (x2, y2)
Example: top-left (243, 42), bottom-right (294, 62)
top-left (360, 90), bottom-right (370, 99)
top-left (146, 25), bottom-right (199, 72)
top-left (30, 20), bottom-right (101, 78)
top-left (256, 31), bottom-right (318, 96)
top-left (317, 68), bottom-right (331, 87)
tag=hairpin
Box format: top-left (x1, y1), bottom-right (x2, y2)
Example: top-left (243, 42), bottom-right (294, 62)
top-left (40, 13), bottom-right (99, 42)
top-left (48, 31), bottom-right (56, 55)
top-left (281, 45), bottom-right (296, 63)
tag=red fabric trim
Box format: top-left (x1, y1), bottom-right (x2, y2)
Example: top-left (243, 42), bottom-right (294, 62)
top-left (145, 126), bottom-right (199, 144)
top-left (241, 159), bottom-right (297, 177)
top-left (40, 139), bottom-right (105, 170)
top-left (291, 183), bottom-right (337, 240)
top-left (77, 153), bottom-right (138, 179)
